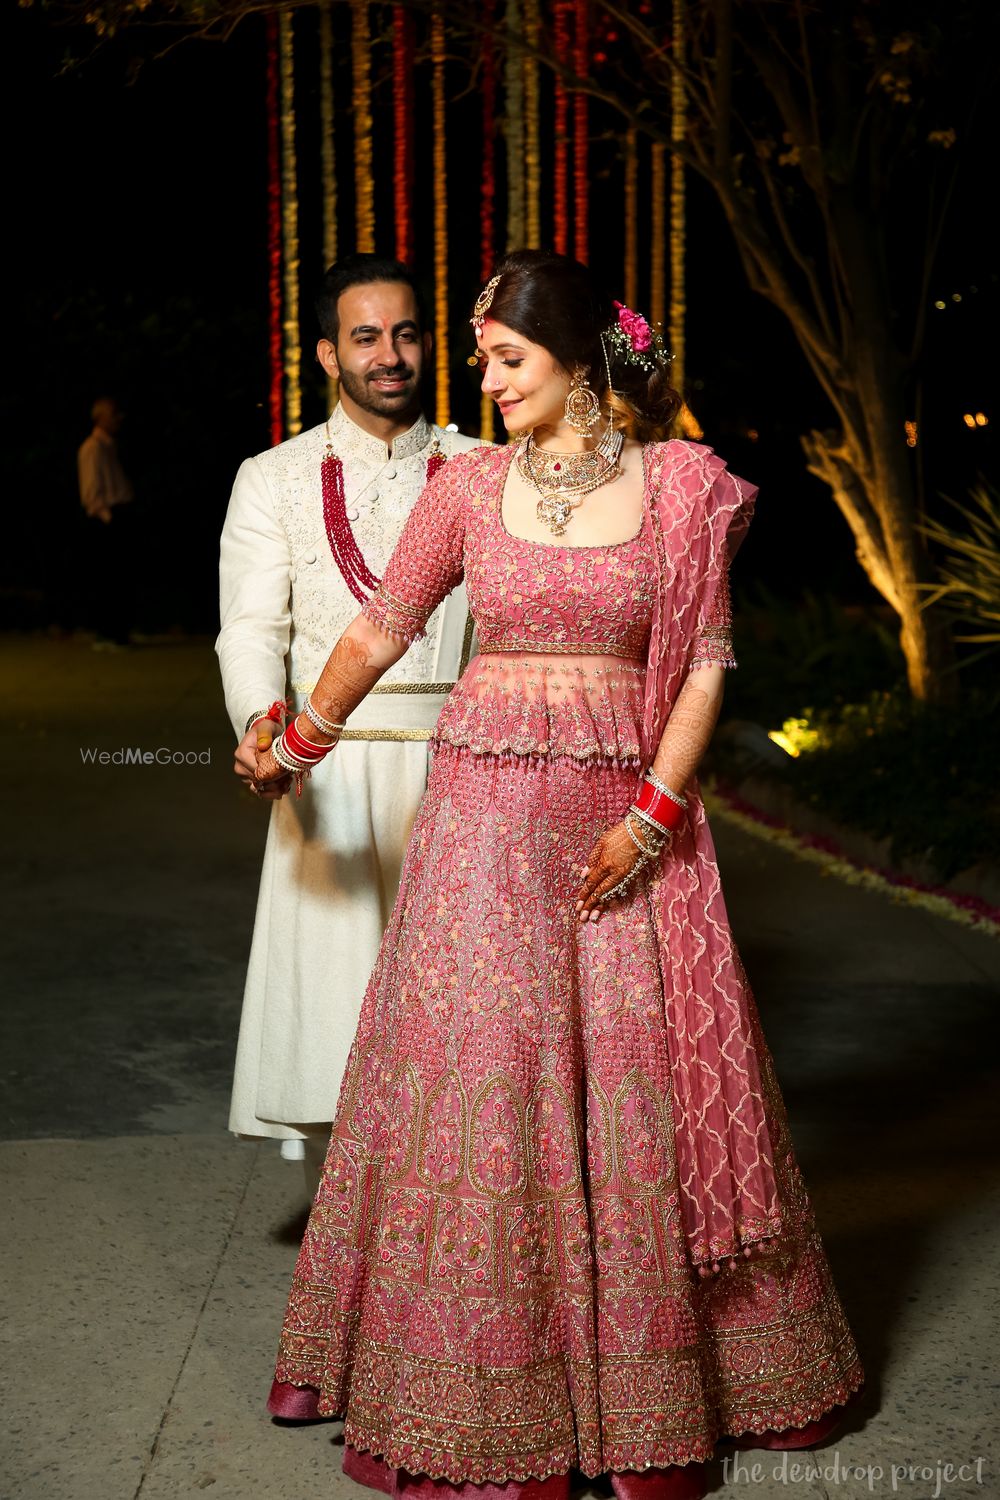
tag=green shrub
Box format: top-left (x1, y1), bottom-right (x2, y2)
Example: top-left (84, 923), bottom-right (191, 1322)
top-left (720, 587), bottom-right (999, 877)
top-left (727, 583), bottom-right (905, 724)
top-left (921, 479), bottom-right (1000, 661)
top-left (767, 688), bottom-right (1000, 878)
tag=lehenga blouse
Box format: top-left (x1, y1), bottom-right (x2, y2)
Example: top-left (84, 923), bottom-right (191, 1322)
top-left (365, 442), bottom-right (736, 769)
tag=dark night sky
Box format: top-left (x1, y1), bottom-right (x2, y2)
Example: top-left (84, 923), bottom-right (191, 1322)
top-left (3, 4), bottom-right (997, 632)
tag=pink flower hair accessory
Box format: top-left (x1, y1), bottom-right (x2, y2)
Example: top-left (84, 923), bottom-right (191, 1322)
top-left (603, 300), bottom-right (672, 373)
top-left (614, 300), bottom-right (653, 353)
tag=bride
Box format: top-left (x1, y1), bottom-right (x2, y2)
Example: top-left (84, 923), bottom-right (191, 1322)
top-left (256, 249), bottom-right (863, 1500)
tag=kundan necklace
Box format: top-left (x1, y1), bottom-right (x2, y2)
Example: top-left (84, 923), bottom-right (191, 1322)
top-left (517, 422), bottom-right (625, 537)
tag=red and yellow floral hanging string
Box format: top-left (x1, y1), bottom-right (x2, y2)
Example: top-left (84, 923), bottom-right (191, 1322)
top-left (318, 0), bottom-right (338, 410)
top-left (265, 14), bottom-right (283, 446)
top-left (351, 0), bottom-right (375, 252)
top-left (393, 6), bottom-right (416, 266)
top-left (480, 0), bottom-right (497, 440)
top-left (431, 7), bottom-right (450, 426)
top-left (572, 0), bottom-right (589, 263)
top-left (278, 11), bottom-right (302, 437)
top-left (552, 0), bottom-right (571, 255)
top-left (523, 0), bottom-right (541, 247)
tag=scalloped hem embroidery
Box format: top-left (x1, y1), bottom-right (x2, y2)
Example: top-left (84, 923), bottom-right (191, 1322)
top-left (339, 1432), bottom-right (717, 1485)
top-left (267, 1370), bottom-right (863, 1485)
top-left (715, 1371), bottom-right (865, 1444)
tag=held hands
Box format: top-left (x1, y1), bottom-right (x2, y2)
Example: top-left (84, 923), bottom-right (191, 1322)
top-left (234, 722), bottom-right (291, 799)
top-left (575, 820), bottom-right (651, 922)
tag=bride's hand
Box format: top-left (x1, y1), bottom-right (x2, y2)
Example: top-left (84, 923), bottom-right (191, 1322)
top-left (254, 742), bottom-right (287, 785)
top-left (575, 821), bottom-right (648, 922)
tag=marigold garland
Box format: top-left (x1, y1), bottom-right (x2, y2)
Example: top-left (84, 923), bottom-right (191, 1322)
top-left (480, 0), bottom-right (497, 442)
top-left (393, 6), bottom-right (415, 265)
top-left (705, 787), bottom-right (1000, 941)
top-left (319, 1), bottom-right (337, 270)
top-left (431, 7), bottom-right (450, 426)
top-left (351, 0), bottom-right (375, 253)
top-left (523, 0), bottom-right (541, 248)
top-left (552, 0), bottom-right (571, 255)
top-left (669, 0), bottom-right (686, 396)
top-left (650, 141), bottom-right (666, 333)
top-left (278, 10), bottom-right (301, 438)
top-left (624, 126), bottom-right (638, 310)
top-left (572, 0), bottom-right (589, 263)
top-left (505, 0), bottom-right (525, 251)
top-left (318, 0), bottom-right (338, 412)
top-left (265, 13), bottom-right (283, 446)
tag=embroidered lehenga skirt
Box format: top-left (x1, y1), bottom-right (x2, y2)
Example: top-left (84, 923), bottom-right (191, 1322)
top-left (271, 651), bottom-right (863, 1480)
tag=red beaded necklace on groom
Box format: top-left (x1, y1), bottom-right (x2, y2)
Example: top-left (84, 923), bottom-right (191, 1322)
top-left (321, 426), bottom-right (447, 605)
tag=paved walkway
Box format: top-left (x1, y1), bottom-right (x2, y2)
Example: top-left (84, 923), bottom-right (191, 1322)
top-left (1, 635), bottom-right (997, 1500)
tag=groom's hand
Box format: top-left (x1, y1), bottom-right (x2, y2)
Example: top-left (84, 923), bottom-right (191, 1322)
top-left (235, 722), bottom-right (291, 800)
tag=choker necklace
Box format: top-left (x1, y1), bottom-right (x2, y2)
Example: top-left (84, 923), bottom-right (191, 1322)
top-left (516, 422), bottom-right (625, 537)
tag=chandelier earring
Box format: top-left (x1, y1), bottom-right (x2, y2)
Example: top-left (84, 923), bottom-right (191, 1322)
top-left (563, 367), bottom-right (602, 435)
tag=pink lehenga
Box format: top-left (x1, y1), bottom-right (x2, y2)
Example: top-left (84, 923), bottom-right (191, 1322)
top-left (269, 441), bottom-right (863, 1484)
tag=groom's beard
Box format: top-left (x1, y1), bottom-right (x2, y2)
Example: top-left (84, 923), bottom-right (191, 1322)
top-left (337, 362), bottom-right (423, 420)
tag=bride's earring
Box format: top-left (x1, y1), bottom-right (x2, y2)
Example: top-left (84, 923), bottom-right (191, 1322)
top-left (563, 367), bottom-right (601, 435)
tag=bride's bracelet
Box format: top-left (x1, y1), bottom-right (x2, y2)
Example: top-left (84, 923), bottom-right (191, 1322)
top-left (643, 769), bottom-right (687, 809)
top-left (303, 697), bottom-right (345, 740)
top-left (624, 810), bottom-right (667, 860)
top-left (267, 716), bottom-right (339, 780)
top-left (631, 772), bottom-right (687, 834)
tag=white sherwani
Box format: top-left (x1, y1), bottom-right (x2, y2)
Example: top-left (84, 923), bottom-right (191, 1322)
top-left (218, 404), bottom-right (480, 1139)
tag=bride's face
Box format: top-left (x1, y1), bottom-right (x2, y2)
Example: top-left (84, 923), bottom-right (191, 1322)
top-left (473, 319), bottom-right (572, 437)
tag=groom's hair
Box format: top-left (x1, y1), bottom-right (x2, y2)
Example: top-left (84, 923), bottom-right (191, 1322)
top-left (315, 254), bottom-right (427, 344)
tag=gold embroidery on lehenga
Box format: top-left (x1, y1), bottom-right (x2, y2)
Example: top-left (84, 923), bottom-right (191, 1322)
top-left (272, 445), bottom-right (864, 1480)
top-left (417, 1071), bottom-right (468, 1188)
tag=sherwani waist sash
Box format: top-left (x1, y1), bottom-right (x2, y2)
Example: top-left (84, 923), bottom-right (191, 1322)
top-left (288, 683), bottom-right (454, 739)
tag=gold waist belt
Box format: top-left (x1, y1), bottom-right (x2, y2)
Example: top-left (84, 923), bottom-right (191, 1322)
top-left (477, 641), bottom-right (646, 662)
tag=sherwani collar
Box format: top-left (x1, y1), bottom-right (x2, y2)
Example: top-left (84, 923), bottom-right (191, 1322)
top-left (326, 402), bottom-right (433, 467)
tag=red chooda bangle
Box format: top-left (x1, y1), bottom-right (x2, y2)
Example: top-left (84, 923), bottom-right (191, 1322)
top-left (283, 717), bottom-right (334, 764)
top-left (632, 779), bottom-right (685, 832)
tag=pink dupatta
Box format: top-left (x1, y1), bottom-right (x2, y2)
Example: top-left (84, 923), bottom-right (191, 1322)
top-left (641, 441), bottom-right (784, 1273)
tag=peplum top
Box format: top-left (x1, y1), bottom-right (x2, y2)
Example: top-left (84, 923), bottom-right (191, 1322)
top-left (362, 444), bottom-right (735, 766)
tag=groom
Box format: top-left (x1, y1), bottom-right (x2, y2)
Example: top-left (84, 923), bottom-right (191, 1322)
top-left (217, 254), bottom-right (480, 1189)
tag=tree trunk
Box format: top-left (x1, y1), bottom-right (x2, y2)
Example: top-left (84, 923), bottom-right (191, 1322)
top-left (862, 391), bottom-right (956, 704)
top-left (801, 414), bottom-right (955, 703)
top-left (825, 193), bottom-right (957, 703)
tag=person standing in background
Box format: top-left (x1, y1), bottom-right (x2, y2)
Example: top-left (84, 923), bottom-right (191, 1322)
top-left (77, 396), bottom-right (135, 650)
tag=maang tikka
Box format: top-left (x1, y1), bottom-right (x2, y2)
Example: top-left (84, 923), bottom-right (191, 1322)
top-left (470, 273), bottom-right (502, 339)
top-left (563, 367), bottom-right (601, 435)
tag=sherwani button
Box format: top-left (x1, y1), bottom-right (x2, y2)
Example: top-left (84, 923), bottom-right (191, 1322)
top-left (384, 466), bottom-right (398, 480)
top-left (304, 551), bottom-right (317, 564)
top-left (347, 508), bottom-right (360, 521)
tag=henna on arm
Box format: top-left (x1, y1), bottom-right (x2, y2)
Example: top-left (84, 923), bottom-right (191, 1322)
top-left (255, 615), bottom-right (407, 781)
top-left (648, 665), bottom-right (725, 796)
top-left (309, 626), bottom-right (395, 728)
top-left (574, 665), bottom-right (726, 920)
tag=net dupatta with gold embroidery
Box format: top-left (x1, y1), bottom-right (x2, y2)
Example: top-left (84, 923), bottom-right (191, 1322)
top-left (641, 441), bottom-right (777, 1274)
